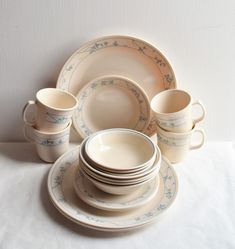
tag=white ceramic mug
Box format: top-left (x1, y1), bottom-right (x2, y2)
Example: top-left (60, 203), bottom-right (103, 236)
top-left (23, 121), bottom-right (71, 162)
top-left (156, 124), bottom-right (204, 163)
top-left (22, 88), bottom-right (78, 132)
top-left (151, 89), bottom-right (206, 132)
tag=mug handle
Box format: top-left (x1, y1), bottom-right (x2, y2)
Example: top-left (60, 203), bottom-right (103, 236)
top-left (22, 100), bottom-right (36, 125)
top-left (192, 100), bottom-right (206, 125)
top-left (189, 129), bottom-right (205, 150)
top-left (23, 124), bottom-right (34, 143)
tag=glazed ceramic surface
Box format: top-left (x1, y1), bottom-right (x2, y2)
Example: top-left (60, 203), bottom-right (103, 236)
top-left (73, 171), bottom-right (160, 211)
top-left (156, 124), bottom-right (205, 163)
top-left (57, 35), bottom-right (176, 136)
top-left (23, 121), bottom-right (71, 162)
top-left (22, 88), bottom-right (78, 132)
top-left (151, 89), bottom-right (206, 132)
top-left (80, 141), bottom-right (159, 181)
top-left (79, 140), bottom-right (161, 187)
top-left (47, 146), bottom-right (178, 231)
top-left (73, 76), bottom-right (150, 138)
top-left (84, 129), bottom-right (156, 171)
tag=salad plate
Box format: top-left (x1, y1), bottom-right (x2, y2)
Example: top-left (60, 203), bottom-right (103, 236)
top-left (57, 35), bottom-right (176, 136)
top-left (73, 76), bottom-right (150, 138)
top-left (47, 146), bottom-right (178, 231)
top-left (73, 170), bottom-right (159, 212)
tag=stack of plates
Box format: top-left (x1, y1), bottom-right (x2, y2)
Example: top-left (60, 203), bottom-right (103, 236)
top-left (56, 35), bottom-right (177, 138)
top-left (47, 35), bottom-right (178, 231)
top-left (47, 146), bottom-right (178, 231)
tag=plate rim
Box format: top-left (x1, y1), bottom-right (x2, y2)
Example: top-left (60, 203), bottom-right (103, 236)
top-left (47, 146), bottom-right (178, 231)
top-left (72, 75), bottom-right (151, 138)
top-left (73, 171), bottom-right (160, 212)
top-left (56, 35), bottom-right (177, 136)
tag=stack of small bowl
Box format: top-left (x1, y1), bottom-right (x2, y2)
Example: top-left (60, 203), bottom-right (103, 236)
top-left (78, 128), bottom-right (161, 195)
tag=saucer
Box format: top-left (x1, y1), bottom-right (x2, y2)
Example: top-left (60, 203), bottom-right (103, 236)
top-left (73, 170), bottom-right (160, 211)
top-left (73, 76), bottom-right (150, 138)
top-left (57, 35), bottom-right (177, 136)
top-left (47, 146), bottom-right (178, 231)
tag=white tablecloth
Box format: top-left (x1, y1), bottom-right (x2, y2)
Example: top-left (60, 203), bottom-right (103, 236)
top-left (0, 142), bottom-right (234, 249)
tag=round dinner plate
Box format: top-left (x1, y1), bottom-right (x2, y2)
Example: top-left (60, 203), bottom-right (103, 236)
top-left (57, 35), bottom-right (177, 136)
top-left (47, 146), bottom-right (178, 232)
top-left (73, 170), bottom-right (160, 212)
top-left (73, 76), bottom-right (150, 138)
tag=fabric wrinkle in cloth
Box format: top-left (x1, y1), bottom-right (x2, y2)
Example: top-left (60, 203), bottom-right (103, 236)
top-left (0, 142), bottom-right (234, 249)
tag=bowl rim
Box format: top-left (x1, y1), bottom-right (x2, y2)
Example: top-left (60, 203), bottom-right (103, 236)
top-left (84, 128), bottom-right (157, 171)
top-left (80, 139), bottom-right (161, 182)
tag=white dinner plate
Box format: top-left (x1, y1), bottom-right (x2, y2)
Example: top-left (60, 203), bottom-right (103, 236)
top-left (47, 146), bottom-right (178, 231)
top-left (73, 170), bottom-right (159, 212)
top-left (57, 35), bottom-right (177, 136)
top-left (73, 76), bottom-right (150, 138)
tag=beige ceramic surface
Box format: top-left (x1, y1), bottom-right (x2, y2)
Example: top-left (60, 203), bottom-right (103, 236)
top-left (22, 88), bottom-right (78, 132)
top-left (56, 35), bottom-right (176, 136)
top-left (47, 146), bottom-right (178, 231)
top-left (80, 141), bottom-right (160, 181)
top-left (79, 151), bottom-right (161, 186)
top-left (156, 124), bottom-right (205, 163)
top-left (73, 76), bottom-right (151, 138)
top-left (81, 168), bottom-right (159, 195)
top-left (151, 89), bottom-right (206, 132)
top-left (85, 128), bottom-right (156, 171)
top-left (73, 171), bottom-right (160, 212)
top-left (23, 121), bottom-right (71, 162)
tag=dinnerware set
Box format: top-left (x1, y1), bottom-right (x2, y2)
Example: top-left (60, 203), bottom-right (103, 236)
top-left (22, 88), bottom-right (78, 162)
top-left (22, 35), bottom-right (205, 231)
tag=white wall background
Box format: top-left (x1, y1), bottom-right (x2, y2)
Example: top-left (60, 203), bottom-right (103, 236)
top-left (0, 0), bottom-right (234, 141)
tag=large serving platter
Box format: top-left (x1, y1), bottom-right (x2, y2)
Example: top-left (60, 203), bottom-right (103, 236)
top-left (47, 146), bottom-right (178, 231)
top-left (57, 35), bottom-right (176, 136)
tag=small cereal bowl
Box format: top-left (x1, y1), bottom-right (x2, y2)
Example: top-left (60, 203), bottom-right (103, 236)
top-left (84, 128), bottom-right (157, 173)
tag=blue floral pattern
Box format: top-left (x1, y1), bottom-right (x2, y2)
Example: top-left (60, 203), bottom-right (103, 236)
top-left (73, 77), bottom-right (150, 137)
top-left (33, 133), bottom-right (69, 146)
top-left (56, 36), bottom-right (176, 136)
top-left (46, 112), bottom-right (70, 124)
top-left (48, 147), bottom-right (178, 231)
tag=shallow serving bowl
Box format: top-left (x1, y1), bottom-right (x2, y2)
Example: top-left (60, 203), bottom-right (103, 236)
top-left (84, 128), bottom-right (156, 173)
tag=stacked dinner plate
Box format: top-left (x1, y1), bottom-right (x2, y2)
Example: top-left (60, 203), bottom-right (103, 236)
top-left (73, 128), bottom-right (162, 211)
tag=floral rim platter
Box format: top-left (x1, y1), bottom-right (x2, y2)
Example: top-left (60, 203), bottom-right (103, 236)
top-left (47, 146), bottom-right (178, 231)
top-left (73, 169), bottom-right (159, 212)
top-left (56, 35), bottom-right (177, 136)
top-left (73, 76), bottom-right (150, 138)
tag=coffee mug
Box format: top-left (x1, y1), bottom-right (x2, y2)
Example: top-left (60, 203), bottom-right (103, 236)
top-left (22, 88), bottom-right (78, 132)
top-left (23, 121), bottom-right (71, 162)
top-left (156, 124), bottom-right (204, 163)
top-left (151, 89), bottom-right (205, 132)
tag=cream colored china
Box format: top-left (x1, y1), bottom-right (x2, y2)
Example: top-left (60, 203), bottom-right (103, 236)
top-left (85, 128), bottom-right (157, 172)
top-left (80, 143), bottom-right (159, 181)
top-left (56, 35), bottom-right (177, 136)
top-left (79, 150), bottom-right (161, 186)
top-left (81, 167), bottom-right (159, 195)
top-left (73, 76), bottom-right (151, 138)
top-left (151, 89), bottom-right (205, 132)
top-left (47, 146), bottom-right (178, 231)
top-left (73, 171), bottom-right (160, 212)
top-left (156, 124), bottom-right (205, 163)
top-left (23, 121), bottom-right (71, 162)
top-left (22, 88), bottom-right (78, 132)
